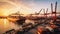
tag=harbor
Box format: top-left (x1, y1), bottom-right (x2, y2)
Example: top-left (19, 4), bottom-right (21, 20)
top-left (0, 0), bottom-right (60, 34)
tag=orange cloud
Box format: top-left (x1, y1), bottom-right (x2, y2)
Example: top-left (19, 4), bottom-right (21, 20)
top-left (0, 0), bottom-right (35, 16)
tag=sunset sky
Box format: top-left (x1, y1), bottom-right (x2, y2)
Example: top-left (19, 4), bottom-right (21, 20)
top-left (0, 0), bottom-right (60, 16)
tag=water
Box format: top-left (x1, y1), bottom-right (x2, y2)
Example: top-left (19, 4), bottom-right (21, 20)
top-left (0, 19), bottom-right (37, 34)
top-left (0, 19), bottom-right (20, 34)
top-left (0, 18), bottom-right (52, 34)
top-left (0, 18), bottom-right (37, 34)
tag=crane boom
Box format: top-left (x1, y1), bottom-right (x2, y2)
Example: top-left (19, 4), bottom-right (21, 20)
top-left (55, 1), bottom-right (57, 13)
top-left (35, 9), bottom-right (42, 15)
top-left (51, 3), bottom-right (53, 13)
top-left (38, 9), bottom-right (42, 14)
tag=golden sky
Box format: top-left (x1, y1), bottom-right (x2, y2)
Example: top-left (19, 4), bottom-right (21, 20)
top-left (0, 0), bottom-right (60, 16)
top-left (0, 0), bottom-right (35, 16)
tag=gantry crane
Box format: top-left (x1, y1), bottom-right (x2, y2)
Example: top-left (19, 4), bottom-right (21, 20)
top-left (42, 8), bottom-right (48, 18)
top-left (35, 9), bottom-right (42, 15)
top-left (51, 1), bottom-right (57, 20)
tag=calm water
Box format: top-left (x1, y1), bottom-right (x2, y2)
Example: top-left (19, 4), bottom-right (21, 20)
top-left (0, 19), bottom-right (36, 34)
top-left (0, 19), bottom-right (20, 34)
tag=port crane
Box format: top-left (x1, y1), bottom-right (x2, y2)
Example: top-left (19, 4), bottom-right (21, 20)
top-left (35, 9), bottom-right (42, 15)
top-left (3, 1), bottom-right (60, 34)
top-left (43, 8), bottom-right (48, 18)
top-left (39, 8), bottom-right (49, 18)
top-left (40, 1), bottom-right (58, 19)
top-left (51, 1), bottom-right (57, 20)
top-left (29, 9), bottom-right (42, 15)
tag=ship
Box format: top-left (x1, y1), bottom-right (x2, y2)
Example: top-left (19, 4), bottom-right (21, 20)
top-left (7, 11), bottom-right (26, 22)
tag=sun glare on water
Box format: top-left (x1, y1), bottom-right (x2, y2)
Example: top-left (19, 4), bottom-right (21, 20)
top-left (4, 19), bottom-right (9, 28)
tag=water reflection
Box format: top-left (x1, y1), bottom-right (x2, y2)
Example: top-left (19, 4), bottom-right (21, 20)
top-left (0, 18), bottom-right (35, 34)
top-left (0, 19), bottom-right (10, 34)
top-left (4, 19), bottom-right (9, 28)
top-left (0, 19), bottom-right (19, 34)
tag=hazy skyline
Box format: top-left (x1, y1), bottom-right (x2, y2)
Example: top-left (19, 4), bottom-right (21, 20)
top-left (0, 0), bottom-right (60, 16)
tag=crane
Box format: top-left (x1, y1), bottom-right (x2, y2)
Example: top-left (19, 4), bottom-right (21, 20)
top-left (51, 1), bottom-right (57, 20)
top-left (42, 8), bottom-right (48, 18)
top-left (35, 9), bottom-right (42, 15)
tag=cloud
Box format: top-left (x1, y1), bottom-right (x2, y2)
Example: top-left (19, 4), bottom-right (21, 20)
top-left (0, 0), bottom-right (35, 16)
